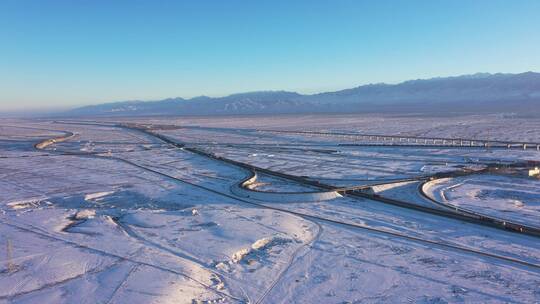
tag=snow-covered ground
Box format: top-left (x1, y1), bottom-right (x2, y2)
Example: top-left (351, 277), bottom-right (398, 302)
top-left (115, 113), bottom-right (540, 142)
top-left (1, 115), bottom-right (540, 303)
top-left (423, 174), bottom-right (540, 228)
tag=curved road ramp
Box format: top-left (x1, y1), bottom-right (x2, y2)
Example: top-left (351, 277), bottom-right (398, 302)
top-left (231, 171), bottom-right (343, 202)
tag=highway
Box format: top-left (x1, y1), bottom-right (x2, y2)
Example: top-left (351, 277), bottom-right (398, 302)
top-left (118, 123), bottom-right (540, 237)
top-left (35, 123), bottom-right (540, 271)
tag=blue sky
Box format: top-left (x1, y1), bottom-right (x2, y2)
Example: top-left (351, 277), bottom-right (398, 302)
top-left (1, 0), bottom-right (539, 111)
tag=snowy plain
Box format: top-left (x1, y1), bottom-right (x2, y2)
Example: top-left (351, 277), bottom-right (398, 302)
top-left (1, 114), bottom-right (540, 303)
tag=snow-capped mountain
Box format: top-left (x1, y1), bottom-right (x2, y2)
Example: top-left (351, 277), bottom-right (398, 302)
top-left (65, 72), bottom-right (540, 116)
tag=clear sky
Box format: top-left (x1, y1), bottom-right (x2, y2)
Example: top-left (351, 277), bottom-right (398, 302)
top-left (1, 0), bottom-right (539, 111)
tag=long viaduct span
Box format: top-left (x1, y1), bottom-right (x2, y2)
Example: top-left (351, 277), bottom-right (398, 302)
top-left (257, 129), bottom-right (540, 150)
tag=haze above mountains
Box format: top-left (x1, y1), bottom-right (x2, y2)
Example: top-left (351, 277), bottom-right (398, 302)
top-left (66, 72), bottom-right (540, 117)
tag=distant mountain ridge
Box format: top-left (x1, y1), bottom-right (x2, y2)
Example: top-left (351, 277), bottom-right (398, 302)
top-left (65, 72), bottom-right (540, 116)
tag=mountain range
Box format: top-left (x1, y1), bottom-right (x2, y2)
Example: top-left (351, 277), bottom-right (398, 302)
top-left (65, 72), bottom-right (540, 117)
